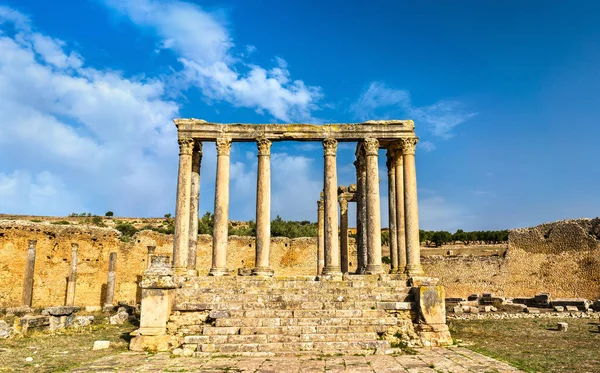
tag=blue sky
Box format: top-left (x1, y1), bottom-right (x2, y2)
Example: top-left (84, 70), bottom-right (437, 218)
top-left (0, 0), bottom-right (599, 231)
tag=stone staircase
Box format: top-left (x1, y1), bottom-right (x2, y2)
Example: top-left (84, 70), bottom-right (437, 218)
top-left (167, 275), bottom-right (420, 356)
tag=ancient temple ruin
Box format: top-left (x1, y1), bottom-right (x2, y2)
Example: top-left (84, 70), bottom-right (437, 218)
top-left (131, 119), bottom-right (452, 355)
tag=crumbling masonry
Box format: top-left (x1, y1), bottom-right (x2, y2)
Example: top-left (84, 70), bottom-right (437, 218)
top-left (131, 120), bottom-right (452, 355)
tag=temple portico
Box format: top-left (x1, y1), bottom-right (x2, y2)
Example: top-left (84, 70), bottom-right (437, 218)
top-left (131, 119), bottom-right (451, 354)
top-left (170, 119), bottom-right (423, 278)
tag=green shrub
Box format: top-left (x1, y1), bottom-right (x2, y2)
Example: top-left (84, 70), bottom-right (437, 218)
top-left (52, 220), bottom-right (70, 225)
top-left (115, 222), bottom-right (137, 242)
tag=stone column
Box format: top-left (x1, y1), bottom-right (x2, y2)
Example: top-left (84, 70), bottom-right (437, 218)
top-left (393, 143), bottom-right (407, 274)
top-left (21, 239), bottom-right (37, 307)
top-left (104, 252), bottom-right (117, 309)
top-left (402, 137), bottom-right (425, 276)
top-left (386, 150), bottom-right (398, 273)
top-left (188, 141), bottom-right (202, 275)
top-left (147, 246), bottom-right (156, 269)
top-left (65, 243), bottom-right (78, 306)
top-left (354, 155), bottom-right (368, 274)
top-left (173, 137), bottom-right (194, 273)
top-left (210, 137), bottom-right (232, 276)
top-left (339, 197), bottom-right (349, 274)
top-left (321, 138), bottom-right (341, 277)
top-left (317, 198), bottom-right (325, 275)
top-left (253, 138), bottom-right (274, 276)
top-left (364, 138), bottom-right (383, 274)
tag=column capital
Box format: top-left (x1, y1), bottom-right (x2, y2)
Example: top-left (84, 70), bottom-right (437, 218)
top-left (178, 138), bottom-right (195, 155)
top-left (363, 138), bottom-right (380, 156)
top-left (322, 138), bottom-right (338, 156)
top-left (216, 137), bottom-right (232, 156)
top-left (256, 137), bottom-right (272, 156)
top-left (400, 137), bottom-right (419, 155)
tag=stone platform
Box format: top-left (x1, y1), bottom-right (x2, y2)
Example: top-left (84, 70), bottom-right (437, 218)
top-left (70, 348), bottom-right (523, 372)
top-left (131, 274), bottom-right (452, 355)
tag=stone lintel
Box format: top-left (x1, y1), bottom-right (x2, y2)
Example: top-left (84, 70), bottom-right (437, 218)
top-left (175, 119), bottom-right (415, 143)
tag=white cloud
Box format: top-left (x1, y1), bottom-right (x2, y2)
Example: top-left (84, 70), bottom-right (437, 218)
top-left (104, 0), bottom-right (322, 122)
top-left (351, 81), bottom-right (476, 138)
top-left (418, 141), bottom-right (436, 152)
top-left (0, 7), bottom-right (181, 216)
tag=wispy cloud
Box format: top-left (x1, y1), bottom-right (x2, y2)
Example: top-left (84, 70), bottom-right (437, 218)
top-left (103, 0), bottom-right (322, 122)
top-left (351, 81), bottom-right (476, 138)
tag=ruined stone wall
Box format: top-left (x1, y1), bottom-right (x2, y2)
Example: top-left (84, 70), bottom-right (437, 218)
top-left (425, 219), bottom-right (600, 299)
top-left (0, 220), bottom-right (359, 308)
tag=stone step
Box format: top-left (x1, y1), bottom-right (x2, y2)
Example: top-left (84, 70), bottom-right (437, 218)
top-left (175, 293), bottom-right (411, 304)
top-left (189, 340), bottom-right (390, 354)
top-left (174, 301), bottom-right (414, 312)
top-left (209, 309), bottom-right (389, 319)
top-left (183, 332), bottom-right (380, 345)
top-left (205, 316), bottom-right (398, 330)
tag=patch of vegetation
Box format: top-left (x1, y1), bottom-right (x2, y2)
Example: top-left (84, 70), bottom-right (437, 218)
top-left (83, 216), bottom-right (106, 227)
top-left (271, 215), bottom-right (317, 238)
top-left (450, 318), bottom-right (600, 372)
top-left (420, 229), bottom-right (509, 247)
top-left (115, 222), bottom-right (137, 242)
top-left (29, 219), bottom-right (42, 223)
top-left (0, 314), bottom-right (134, 372)
top-left (51, 220), bottom-right (70, 225)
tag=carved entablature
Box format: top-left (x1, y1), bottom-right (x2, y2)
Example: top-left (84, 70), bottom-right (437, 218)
top-left (400, 137), bottom-right (419, 155)
top-left (363, 138), bottom-right (380, 156)
top-left (323, 138), bottom-right (338, 156)
top-left (216, 137), bottom-right (232, 156)
top-left (178, 138), bottom-right (195, 155)
top-left (256, 138), bottom-right (272, 156)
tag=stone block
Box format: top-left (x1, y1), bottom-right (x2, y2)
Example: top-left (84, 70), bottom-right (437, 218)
top-left (524, 308), bottom-right (539, 314)
top-left (565, 306), bottom-right (579, 312)
top-left (553, 306), bottom-right (565, 312)
top-left (467, 294), bottom-right (479, 301)
top-left (469, 307), bottom-right (479, 314)
top-left (92, 340), bottom-right (110, 350)
top-left (0, 320), bottom-right (12, 338)
top-left (416, 286), bottom-right (446, 325)
top-left (483, 306), bottom-right (493, 313)
top-left (110, 310), bottom-right (129, 325)
top-left (452, 306), bottom-right (463, 314)
top-left (557, 322), bottom-right (568, 332)
top-left (552, 299), bottom-right (590, 311)
top-left (44, 306), bottom-right (80, 316)
top-left (20, 316), bottom-right (50, 335)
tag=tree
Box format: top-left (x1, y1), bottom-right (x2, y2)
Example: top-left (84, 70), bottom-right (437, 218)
top-left (164, 213), bottom-right (172, 218)
top-left (105, 211), bottom-right (114, 218)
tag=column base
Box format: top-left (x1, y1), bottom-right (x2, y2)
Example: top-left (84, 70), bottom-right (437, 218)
top-left (321, 266), bottom-right (342, 276)
top-left (365, 265), bottom-right (384, 275)
top-left (251, 267), bottom-right (274, 277)
top-left (406, 265), bottom-right (425, 277)
top-left (208, 267), bottom-right (230, 276)
top-left (186, 268), bottom-right (199, 277)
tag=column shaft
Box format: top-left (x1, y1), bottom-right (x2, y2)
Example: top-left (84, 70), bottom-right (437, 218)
top-left (104, 252), bottom-right (117, 308)
top-left (188, 142), bottom-right (202, 274)
top-left (364, 138), bottom-right (383, 274)
top-left (173, 138), bottom-right (194, 272)
top-left (387, 151), bottom-right (398, 273)
top-left (253, 138), bottom-right (273, 276)
top-left (355, 156), bottom-right (368, 274)
top-left (65, 243), bottom-right (78, 306)
top-left (339, 198), bottom-right (349, 274)
top-left (394, 145), bottom-right (407, 274)
top-left (402, 138), bottom-right (424, 276)
top-left (21, 239), bottom-right (37, 307)
top-left (317, 199), bottom-right (325, 275)
top-left (322, 138), bottom-right (341, 277)
top-left (210, 137), bottom-right (232, 276)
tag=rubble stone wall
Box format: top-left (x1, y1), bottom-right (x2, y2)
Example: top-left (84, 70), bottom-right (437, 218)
top-left (424, 219), bottom-right (600, 299)
top-left (0, 220), bottom-right (359, 308)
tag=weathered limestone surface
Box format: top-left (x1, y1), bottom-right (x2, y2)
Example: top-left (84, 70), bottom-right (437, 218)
top-left (364, 139), bottom-right (383, 275)
top-left (173, 138), bottom-right (194, 272)
top-left (65, 243), bottom-right (78, 306)
top-left (175, 120), bottom-right (416, 142)
top-left (104, 252), bottom-right (118, 309)
top-left (401, 138), bottom-right (423, 276)
top-left (188, 142), bottom-right (202, 273)
top-left (21, 239), bottom-right (37, 307)
top-left (322, 139), bottom-right (341, 277)
top-left (252, 138), bottom-right (273, 276)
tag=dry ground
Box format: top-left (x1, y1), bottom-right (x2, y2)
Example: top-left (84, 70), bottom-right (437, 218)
top-left (0, 314), bottom-right (135, 372)
top-left (450, 317), bottom-right (600, 373)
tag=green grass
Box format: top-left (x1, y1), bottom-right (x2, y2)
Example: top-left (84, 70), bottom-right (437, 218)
top-left (0, 314), bottom-right (135, 372)
top-left (450, 317), bottom-right (600, 372)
